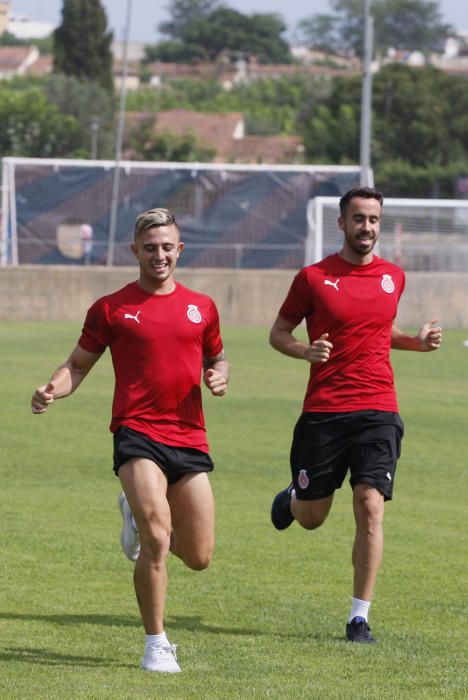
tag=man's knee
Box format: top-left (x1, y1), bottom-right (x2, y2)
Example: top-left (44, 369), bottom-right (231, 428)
top-left (181, 545), bottom-right (213, 571)
top-left (293, 495), bottom-right (333, 530)
top-left (294, 502), bottom-right (329, 530)
top-left (140, 520), bottom-right (171, 562)
top-left (353, 484), bottom-right (384, 526)
top-left (296, 511), bottom-right (327, 530)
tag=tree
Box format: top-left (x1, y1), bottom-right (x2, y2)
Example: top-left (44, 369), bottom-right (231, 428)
top-left (297, 0), bottom-right (451, 57)
top-left (372, 64), bottom-right (468, 166)
top-left (126, 116), bottom-right (215, 162)
top-left (373, 0), bottom-right (451, 52)
top-left (183, 8), bottom-right (291, 62)
top-left (53, 0), bottom-right (113, 91)
top-left (299, 63), bottom-right (468, 196)
top-left (0, 31), bottom-right (54, 53)
top-left (159, 0), bottom-right (220, 40)
top-left (296, 15), bottom-right (342, 55)
top-left (143, 39), bottom-right (205, 64)
top-left (45, 74), bottom-right (116, 158)
top-left (0, 87), bottom-right (81, 158)
top-left (148, 5), bottom-right (292, 64)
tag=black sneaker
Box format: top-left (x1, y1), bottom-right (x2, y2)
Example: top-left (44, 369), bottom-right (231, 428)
top-left (271, 484), bottom-right (295, 530)
top-left (346, 617), bottom-right (376, 643)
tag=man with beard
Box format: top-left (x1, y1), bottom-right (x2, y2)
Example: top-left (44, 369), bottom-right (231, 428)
top-left (269, 187), bottom-right (441, 643)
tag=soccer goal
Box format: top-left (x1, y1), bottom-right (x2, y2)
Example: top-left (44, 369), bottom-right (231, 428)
top-left (1, 157), bottom-right (362, 269)
top-left (306, 196), bottom-right (468, 271)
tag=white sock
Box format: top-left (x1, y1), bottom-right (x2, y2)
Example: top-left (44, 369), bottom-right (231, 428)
top-left (146, 632), bottom-right (169, 648)
top-left (348, 597), bottom-right (371, 623)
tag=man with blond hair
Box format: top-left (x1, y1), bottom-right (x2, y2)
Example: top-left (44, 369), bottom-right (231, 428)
top-left (32, 208), bottom-right (229, 673)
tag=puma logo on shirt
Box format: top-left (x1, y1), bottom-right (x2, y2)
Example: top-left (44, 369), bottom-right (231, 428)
top-left (324, 278), bottom-right (340, 291)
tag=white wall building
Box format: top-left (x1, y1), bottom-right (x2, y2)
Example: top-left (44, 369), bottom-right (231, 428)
top-left (7, 14), bottom-right (55, 39)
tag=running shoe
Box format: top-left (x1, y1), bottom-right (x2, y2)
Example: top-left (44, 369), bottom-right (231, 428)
top-left (118, 492), bottom-right (140, 561)
top-left (271, 484), bottom-right (295, 530)
top-left (346, 617), bottom-right (376, 643)
top-left (141, 643), bottom-right (181, 673)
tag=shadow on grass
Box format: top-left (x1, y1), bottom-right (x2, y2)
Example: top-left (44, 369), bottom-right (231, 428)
top-left (0, 646), bottom-right (133, 668)
top-left (0, 611), bottom-right (262, 637)
top-left (168, 614), bottom-right (261, 637)
top-left (0, 611), bottom-right (139, 628)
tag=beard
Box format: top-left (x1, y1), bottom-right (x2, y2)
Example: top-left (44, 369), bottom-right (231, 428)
top-left (344, 231), bottom-right (377, 257)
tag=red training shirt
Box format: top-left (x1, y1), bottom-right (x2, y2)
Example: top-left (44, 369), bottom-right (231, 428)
top-left (78, 281), bottom-right (224, 452)
top-left (279, 254), bottom-right (405, 413)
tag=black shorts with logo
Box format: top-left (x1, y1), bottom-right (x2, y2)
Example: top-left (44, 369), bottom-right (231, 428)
top-left (290, 410), bottom-right (404, 501)
top-left (113, 425), bottom-right (214, 485)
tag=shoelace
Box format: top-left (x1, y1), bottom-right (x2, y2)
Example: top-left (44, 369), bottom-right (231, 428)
top-left (152, 643), bottom-right (178, 660)
top-left (352, 621), bottom-right (372, 639)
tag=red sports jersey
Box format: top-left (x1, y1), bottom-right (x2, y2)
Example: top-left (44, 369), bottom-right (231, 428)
top-left (78, 281), bottom-right (224, 452)
top-left (279, 254), bottom-right (405, 412)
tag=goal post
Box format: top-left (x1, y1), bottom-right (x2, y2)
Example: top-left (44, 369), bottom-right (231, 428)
top-left (1, 157), bottom-right (362, 269)
top-left (307, 196), bottom-right (468, 271)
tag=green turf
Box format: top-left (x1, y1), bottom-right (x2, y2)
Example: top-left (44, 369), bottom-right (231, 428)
top-left (1, 322), bottom-right (467, 698)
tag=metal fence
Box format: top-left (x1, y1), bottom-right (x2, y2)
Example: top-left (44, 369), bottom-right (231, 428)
top-left (1, 158), bottom-right (361, 269)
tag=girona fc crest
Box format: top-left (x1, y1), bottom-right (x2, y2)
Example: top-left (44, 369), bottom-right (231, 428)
top-left (187, 304), bottom-right (202, 324)
top-left (381, 274), bottom-right (395, 294)
top-left (298, 469), bottom-right (309, 489)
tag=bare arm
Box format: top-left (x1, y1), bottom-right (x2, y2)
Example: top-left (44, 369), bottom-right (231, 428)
top-left (31, 344), bottom-right (102, 414)
top-left (391, 317), bottom-right (442, 352)
top-left (269, 314), bottom-right (333, 364)
top-left (203, 350), bottom-right (229, 397)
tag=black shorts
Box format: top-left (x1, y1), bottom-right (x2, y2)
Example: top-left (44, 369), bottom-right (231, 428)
top-left (113, 425), bottom-right (214, 485)
top-left (290, 410), bottom-right (404, 501)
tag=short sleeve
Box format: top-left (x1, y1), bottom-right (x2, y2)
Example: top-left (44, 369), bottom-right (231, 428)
top-left (78, 298), bottom-right (112, 354)
top-left (203, 299), bottom-right (224, 358)
top-left (278, 269), bottom-right (313, 327)
top-left (398, 270), bottom-right (406, 300)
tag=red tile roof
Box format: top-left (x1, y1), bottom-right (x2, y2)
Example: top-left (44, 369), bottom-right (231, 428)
top-left (154, 109), bottom-right (243, 160)
top-left (146, 60), bottom-right (358, 83)
top-left (148, 62), bottom-right (218, 80)
top-left (229, 135), bottom-right (303, 164)
top-left (25, 54), bottom-right (53, 75)
top-left (124, 109), bottom-right (304, 164)
top-left (0, 45), bottom-right (34, 71)
top-left (246, 63), bottom-right (359, 80)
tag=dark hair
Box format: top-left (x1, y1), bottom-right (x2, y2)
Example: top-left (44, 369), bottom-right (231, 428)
top-left (339, 187), bottom-right (383, 215)
top-left (134, 208), bottom-right (178, 238)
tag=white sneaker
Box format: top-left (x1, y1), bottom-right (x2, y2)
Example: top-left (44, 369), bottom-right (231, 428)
top-left (141, 643), bottom-right (181, 673)
top-left (118, 492), bottom-right (140, 561)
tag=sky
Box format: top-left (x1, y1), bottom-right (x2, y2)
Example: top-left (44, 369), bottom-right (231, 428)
top-left (9, 0), bottom-right (468, 43)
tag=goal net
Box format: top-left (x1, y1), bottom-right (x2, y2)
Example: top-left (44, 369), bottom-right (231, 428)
top-left (306, 196), bottom-right (468, 271)
top-left (1, 158), bottom-right (361, 269)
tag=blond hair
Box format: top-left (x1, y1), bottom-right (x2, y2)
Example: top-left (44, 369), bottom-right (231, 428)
top-left (134, 208), bottom-right (178, 239)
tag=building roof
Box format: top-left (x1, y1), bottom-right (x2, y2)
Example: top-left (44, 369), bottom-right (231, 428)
top-left (147, 59), bottom-right (358, 84)
top-left (432, 57), bottom-right (468, 77)
top-left (229, 135), bottom-right (303, 164)
top-left (125, 109), bottom-right (304, 164)
top-left (245, 62), bottom-right (359, 80)
top-left (25, 53), bottom-right (53, 75)
top-left (148, 61), bottom-right (219, 80)
top-left (0, 45), bottom-right (31, 67)
top-left (126, 109), bottom-right (244, 161)
top-left (0, 44), bottom-right (38, 76)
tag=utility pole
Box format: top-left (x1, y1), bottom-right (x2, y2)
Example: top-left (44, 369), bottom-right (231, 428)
top-left (360, 0), bottom-right (374, 186)
top-left (90, 115), bottom-right (100, 159)
top-left (107, 0), bottom-right (133, 267)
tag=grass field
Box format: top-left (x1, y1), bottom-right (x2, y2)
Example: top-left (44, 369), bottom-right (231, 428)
top-left (1, 321), bottom-right (467, 699)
